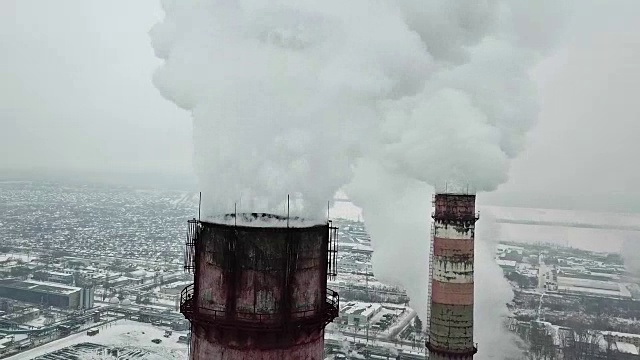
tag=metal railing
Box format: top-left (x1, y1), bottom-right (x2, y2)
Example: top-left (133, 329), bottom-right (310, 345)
top-left (183, 219), bottom-right (339, 276)
top-left (179, 284), bottom-right (339, 330)
top-left (324, 288), bottom-right (340, 327)
top-left (179, 283), bottom-right (195, 316)
top-left (184, 219), bottom-right (199, 272)
top-left (327, 222), bottom-right (339, 279)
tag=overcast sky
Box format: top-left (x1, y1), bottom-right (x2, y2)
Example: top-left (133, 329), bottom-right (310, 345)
top-left (492, 0), bottom-right (640, 207)
top-left (1, 1), bottom-right (640, 207)
top-left (0, 1), bottom-right (192, 176)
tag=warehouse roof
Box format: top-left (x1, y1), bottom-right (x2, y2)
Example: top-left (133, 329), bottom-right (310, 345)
top-left (616, 342), bottom-right (639, 355)
top-left (0, 279), bottom-right (80, 295)
top-left (496, 259), bottom-right (517, 268)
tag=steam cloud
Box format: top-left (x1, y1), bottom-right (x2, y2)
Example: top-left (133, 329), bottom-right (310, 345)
top-left (151, 0), bottom-right (431, 217)
top-left (621, 235), bottom-right (640, 276)
top-left (151, 1), bottom-right (562, 214)
top-left (151, 0), bottom-right (564, 357)
top-left (474, 214), bottom-right (524, 359)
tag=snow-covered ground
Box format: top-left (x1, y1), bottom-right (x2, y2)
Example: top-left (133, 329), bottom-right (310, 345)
top-left (482, 205), bottom-right (640, 253)
top-left (325, 331), bottom-right (424, 354)
top-left (5, 320), bottom-right (188, 360)
top-left (0, 253), bottom-right (37, 262)
top-left (382, 308), bottom-right (416, 339)
top-left (481, 205), bottom-right (640, 231)
top-left (330, 200), bottom-right (362, 222)
top-left (23, 316), bottom-right (54, 329)
top-left (325, 202), bottom-right (640, 253)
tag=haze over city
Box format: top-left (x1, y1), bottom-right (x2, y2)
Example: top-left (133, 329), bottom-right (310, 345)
top-left (0, 1), bottom-right (639, 209)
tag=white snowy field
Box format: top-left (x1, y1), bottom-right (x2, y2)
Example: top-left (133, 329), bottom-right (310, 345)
top-left (494, 222), bottom-right (636, 253)
top-left (481, 206), bottom-right (640, 253)
top-left (0, 253), bottom-right (37, 262)
top-left (329, 199), bottom-right (362, 222)
top-left (482, 205), bottom-right (640, 230)
top-left (5, 320), bottom-right (188, 360)
top-left (328, 198), bottom-right (640, 253)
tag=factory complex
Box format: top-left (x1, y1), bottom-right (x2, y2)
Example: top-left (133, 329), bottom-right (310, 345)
top-left (497, 233), bottom-right (640, 358)
top-left (0, 279), bottom-right (93, 310)
top-left (3, 181), bottom-right (640, 359)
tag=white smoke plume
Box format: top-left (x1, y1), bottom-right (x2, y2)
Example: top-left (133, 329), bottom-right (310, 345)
top-left (151, 1), bottom-right (562, 212)
top-left (621, 234), bottom-right (640, 276)
top-left (150, 0), bottom-right (431, 218)
top-left (475, 213), bottom-right (523, 359)
top-left (348, 2), bottom-right (565, 357)
top-left (345, 159), bottom-right (432, 322)
top-left (151, 0), bottom-right (564, 357)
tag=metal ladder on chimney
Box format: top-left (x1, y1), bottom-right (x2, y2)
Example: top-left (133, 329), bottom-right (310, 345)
top-left (426, 223), bottom-right (435, 335)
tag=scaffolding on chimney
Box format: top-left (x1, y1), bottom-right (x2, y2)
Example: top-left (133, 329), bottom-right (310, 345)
top-left (184, 218), bottom-right (198, 273)
top-left (425, 221), bottom-right (435, 343)
top-left (327, 220), bottom-right (339, 280)
top-left (184, 217), bottom-right (338, 277)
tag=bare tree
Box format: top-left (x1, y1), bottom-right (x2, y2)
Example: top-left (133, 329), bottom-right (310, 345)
top-left (527, 322), bottom-right (557, 360)
top-left (572, 327), bottom-right (615, 360)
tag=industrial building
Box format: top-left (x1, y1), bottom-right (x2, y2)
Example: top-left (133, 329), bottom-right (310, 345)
top-left (80, 287), bottom-right (95, 309)
top-left (180, 213), bottom-right (339, 359)
top-left (537, 263), bottom-right (633, 299)
top-left (496, 259), bottom-right (517, 274)
top-left (32, 270), bottom-right (74, 286)
top-left (426, 193), bottom-right (478, 360)
top-left (555, 277), bottom-right (632, 299)
top-left (0, 279), bottom-right (93, 309)
top-left (338, 301), bottom-right (382, 327)
top-left (602, 331), bottom-right (640, 350)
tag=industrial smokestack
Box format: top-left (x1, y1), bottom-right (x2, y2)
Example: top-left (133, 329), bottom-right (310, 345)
top-left (180, 213), bottom-right (339, 360)
top-left (427, 193), bottom-right (478, 360)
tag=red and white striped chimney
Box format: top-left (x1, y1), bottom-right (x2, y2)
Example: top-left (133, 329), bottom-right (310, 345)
top-left (426, 193), bottom-right (478, 360)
